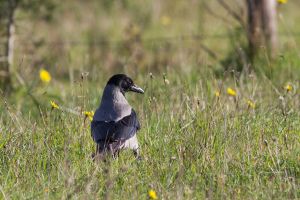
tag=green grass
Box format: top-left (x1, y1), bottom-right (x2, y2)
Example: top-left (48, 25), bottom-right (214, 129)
top-left (0, 64), bottom-right (299, 199)
top-left (1, 1), bottom-right (300, 199)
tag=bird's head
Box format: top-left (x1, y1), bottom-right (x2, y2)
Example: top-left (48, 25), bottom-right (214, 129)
top-left (107, 74), bottom-right (144, 95)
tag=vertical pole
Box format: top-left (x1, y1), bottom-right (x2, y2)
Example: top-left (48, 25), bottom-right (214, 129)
top-left (247, 0), bottom-right (278, 60)
top-left (1, 0), bottom-right (16, 94)
top-left (262, 0), bottom-right (278, 57)
top-left (247, 0), bottom-right (263, 60)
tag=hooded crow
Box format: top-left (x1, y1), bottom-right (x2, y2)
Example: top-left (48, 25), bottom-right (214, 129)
top-left (91, 74), bottom-right (144, 159)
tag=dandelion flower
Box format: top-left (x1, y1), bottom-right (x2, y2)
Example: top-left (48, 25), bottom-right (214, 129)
top-left (148, 189), bottom-right (158, 199)
top-left (84, 111), bottom-right (94, 121)
top-left (50, 100), bottom-right (59, 110)
top-left (277, 0), bottom-right (287, 4)
top-left (227, 87), bottom-right (236, 97)
top-left (284, 84), bottom-right (292, 92)
top-left (215, 91), bottom-right (220, 97)
top-left (247, 100), bottom-right (255, 109)
top-left (160, 15), bottom-right (171, 26)
top-left (39, 69), bottom-right (51, 83)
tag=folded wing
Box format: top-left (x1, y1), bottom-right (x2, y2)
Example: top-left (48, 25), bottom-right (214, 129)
top-left (91, 109), bottom-right (140, 143)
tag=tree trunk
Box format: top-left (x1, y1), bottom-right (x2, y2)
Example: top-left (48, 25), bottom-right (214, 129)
top-left (262, 0), bottom-right (278, 57)
top-left (247, 0), bottom-right (278, 60)
top-left (247, 0), bottom-right (263, 60)
top-left (0, 0), bottom-right (16, 94)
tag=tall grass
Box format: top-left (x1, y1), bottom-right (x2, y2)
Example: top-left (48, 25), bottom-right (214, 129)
top-left (1, 0), bottom-right (300, 199)
top-left (0, 62), bottom-right (299, 199)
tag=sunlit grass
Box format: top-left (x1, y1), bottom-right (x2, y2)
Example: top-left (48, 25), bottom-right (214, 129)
top-left (1, 1), bottom-right (300, 198)
top-left (0, 65), bottom-right (299, 199)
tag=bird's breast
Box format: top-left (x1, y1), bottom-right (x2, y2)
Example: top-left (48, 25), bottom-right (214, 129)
top-left (93, 101), bottom-right (132, 122)
top-left (93, 84), bottom-right (132, 122)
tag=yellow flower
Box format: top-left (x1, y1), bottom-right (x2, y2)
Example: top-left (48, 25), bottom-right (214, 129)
top-left (84, 111), bottom-right (94, 121)
top-left (284, 84), bottom-right (292, 92)
top-left (148, 189), bottom-right (158, 199)
top-left (277, 0), bottom-right (287, 4)
top-left (227, 87), bottom-right (236, 97)
top-left (247, 100), bottom-right (255, 109)
top-left (160, 15), bottom-right (171, 26)
top-left (50, 100), bottom-right (59, 110)
top-left (39, 69), bottom-right (51, 83)
top-left (215, 91), bottom-right (220, 97)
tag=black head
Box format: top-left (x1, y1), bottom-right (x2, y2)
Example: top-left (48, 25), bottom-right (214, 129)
top-left (107, 74), bottom-right (144, 95)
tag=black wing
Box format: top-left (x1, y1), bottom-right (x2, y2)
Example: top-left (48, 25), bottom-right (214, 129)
top-left (91, 109), bottom-right (140, 143)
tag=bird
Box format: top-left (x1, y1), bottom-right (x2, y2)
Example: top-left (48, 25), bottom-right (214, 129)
top-left (91, 74), bottom-right (144, 159)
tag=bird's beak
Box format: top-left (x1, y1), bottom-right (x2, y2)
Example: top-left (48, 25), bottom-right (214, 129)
top-left (129, 85), bottom-right (144, 94)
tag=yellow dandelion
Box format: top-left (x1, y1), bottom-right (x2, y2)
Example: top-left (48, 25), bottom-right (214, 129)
top-left (227, 87), bottom-right (237, 97)
top-left (50, 100), bottom-right (59, 110)
top-left (247, 100), bottom-right (255, 109)
top-left (160, 15), bottom-right (171, 26)
top-left (84, 111), bottom-right (94, 121)
top-left (277, 0), bottom-right (287, 4)
top-left (215, 91), bottom-right (220, 97)
top-left (44, 188), bottom-right (49, 193)
top-left (39, 69), bottom-right (51, 83)
top-left (284, 84), bottom-right (292, 92)
top-left (148, 189), bottom-right (158, 200)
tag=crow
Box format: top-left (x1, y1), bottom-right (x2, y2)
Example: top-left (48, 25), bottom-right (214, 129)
top-left (91, 74), bottom-right (144, 159)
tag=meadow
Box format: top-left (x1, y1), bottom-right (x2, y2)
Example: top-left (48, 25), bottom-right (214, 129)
top-left (0, 0), bottom-right (300, 199)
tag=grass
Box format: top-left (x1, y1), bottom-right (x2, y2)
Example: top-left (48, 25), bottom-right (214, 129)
top-left (0, 63), bottom-right (299, 199)
top-left (1, 1), bottom-right (300, 199)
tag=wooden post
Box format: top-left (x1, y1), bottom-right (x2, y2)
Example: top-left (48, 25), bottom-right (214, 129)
top-left (246, 0), bottom-right (278, 60)
top-left (247, 0), bottom-right (263, 60)
top-left (262, 0), bottom-right (278, 57)
top-left (0, 0), bottom-right (17, 94)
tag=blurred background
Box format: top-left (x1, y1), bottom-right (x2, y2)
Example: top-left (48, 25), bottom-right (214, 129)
top-left (0, 0), bottom-right (299, 105)
top-left (1, 2), bottom-right (300, 198)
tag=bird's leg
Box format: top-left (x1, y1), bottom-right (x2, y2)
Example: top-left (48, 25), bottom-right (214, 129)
top-left (92, 143), bottom-right (106, 161)
top-left (112, 141), bottom-right (123, 159)
top-left (91, 144), bottom-right (100, 159)
top-left (96, 143), bottom-right (101, 154)
top-left (113, 149), bottom-right (120, 159)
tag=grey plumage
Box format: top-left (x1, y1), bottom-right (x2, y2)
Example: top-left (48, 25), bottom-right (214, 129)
top-left (93, 85), bottom-right (132, 122)
top-left (91, 74), bottom-right (144, 158)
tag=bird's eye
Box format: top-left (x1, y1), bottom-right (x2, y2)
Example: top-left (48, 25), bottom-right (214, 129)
top-left (126, 78), bottom-right (133, 85)
top-left (121, 80), bottom-right (130, 90)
